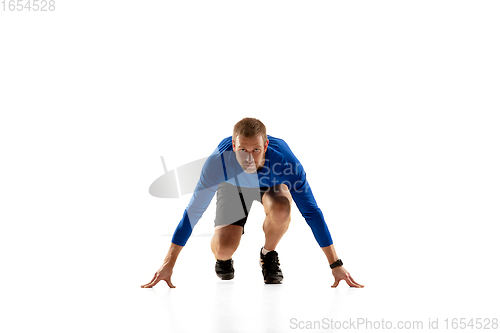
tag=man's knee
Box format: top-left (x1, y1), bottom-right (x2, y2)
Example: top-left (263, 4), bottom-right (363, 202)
top-left (213, 243), bottom-right (234, 260)
top-left (211, 226), bottom-right (242, 258)
top-left (267, 196), bottom-right (291, 224)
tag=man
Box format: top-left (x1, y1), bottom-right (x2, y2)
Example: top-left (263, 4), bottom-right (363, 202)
top-left (141, 117), bottom-right (363, 288)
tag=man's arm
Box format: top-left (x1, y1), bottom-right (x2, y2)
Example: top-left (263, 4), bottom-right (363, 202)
top-left (289, 178), bottom-right (333, 247)
top-left (171, 149), bottom-right (228, 246)
top-left (289, 171), bottom-right (364, 288)
top-left (321, 243), bottom-right (339, 265)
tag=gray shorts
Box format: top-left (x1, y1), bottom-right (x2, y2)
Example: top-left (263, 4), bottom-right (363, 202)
top-left (214, 182), bottom-right (270, 233)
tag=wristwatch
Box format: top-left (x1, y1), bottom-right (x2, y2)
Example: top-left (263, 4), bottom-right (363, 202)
top-left (330, 259), bottom-right (343, 269)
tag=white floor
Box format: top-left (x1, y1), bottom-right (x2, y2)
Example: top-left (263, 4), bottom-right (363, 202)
top-left (4, 211), bottom-right (492, 333)
top-left (131, 236), bottom-right (499, 333)
top-left (2, 201), bottom-right (499, 333)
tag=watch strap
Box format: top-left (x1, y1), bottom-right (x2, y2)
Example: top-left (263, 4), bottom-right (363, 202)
top-left (330, 259), bottom-right (343, 269)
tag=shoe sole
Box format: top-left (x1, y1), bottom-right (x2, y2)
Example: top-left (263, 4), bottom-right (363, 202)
top-left (217, 272), bottom-right (234, 280)
top-left (264, 278), bottom-right (283, 284)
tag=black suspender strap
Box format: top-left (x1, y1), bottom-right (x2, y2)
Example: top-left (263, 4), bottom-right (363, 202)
top-left (233, 164), bottom-right (249, 216)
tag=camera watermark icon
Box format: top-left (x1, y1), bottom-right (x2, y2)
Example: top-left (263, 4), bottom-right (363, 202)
top-left (149, 156), bottom-right (208, 199)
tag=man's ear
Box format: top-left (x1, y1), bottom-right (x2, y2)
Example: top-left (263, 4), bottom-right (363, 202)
top-left (264, 139), bottom-right (269, 152)
top-left (232, 139), bottom-right (235, 150)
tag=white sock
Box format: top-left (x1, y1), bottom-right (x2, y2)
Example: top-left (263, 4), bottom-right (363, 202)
top-left (261, 247), bottom-right (270, 255)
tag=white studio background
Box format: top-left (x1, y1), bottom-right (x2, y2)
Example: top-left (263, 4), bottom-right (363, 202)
top-left (1, 1), bottom-right (499, 332)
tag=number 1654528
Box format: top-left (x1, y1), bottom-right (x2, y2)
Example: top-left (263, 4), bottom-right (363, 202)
top-left (2, 0), bottom-right (55, 11)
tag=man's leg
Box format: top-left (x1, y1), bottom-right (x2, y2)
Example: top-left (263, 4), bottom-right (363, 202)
top-left (262, 184), bottom-right (292, 251)
top-left (211, 224), bottom-right (243, 280)
top-left (259, 184), bottom-right (292, 284)
top-left (210, 224), bottom-right (243, 260)
top-left (212, 182), bottom-right (259, 280)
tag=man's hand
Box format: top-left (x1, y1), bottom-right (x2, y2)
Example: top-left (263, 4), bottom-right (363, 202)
top-left (141, 263), bottom-right (176, 288)
top-left (331, 266), bottom-right (364, 288)
top-left (141, 242), bottom-right (183, 288)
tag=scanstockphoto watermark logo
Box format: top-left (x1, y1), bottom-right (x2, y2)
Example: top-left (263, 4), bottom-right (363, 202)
top-left (149, 153), bottom-right (308, 199)
top-left (290, 317), bottom-right (425, 330)
top-left (289, 317), bottom-right (499, 331)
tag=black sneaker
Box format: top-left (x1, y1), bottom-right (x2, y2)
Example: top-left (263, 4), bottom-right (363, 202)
top-left (215, 259), bottom-right (235, 280)
top-left (260, 248), bottom-right (284, 284)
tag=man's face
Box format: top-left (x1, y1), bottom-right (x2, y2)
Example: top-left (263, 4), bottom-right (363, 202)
top-left (232, 135), bottom-right (269, 173)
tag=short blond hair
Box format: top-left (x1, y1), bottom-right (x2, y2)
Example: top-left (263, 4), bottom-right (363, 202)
top-left (232, 117), bottom-right (267, 143)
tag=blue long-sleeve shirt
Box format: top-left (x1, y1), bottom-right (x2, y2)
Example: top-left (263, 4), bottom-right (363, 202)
top-left (171, 135), bottom-right (333, 247)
